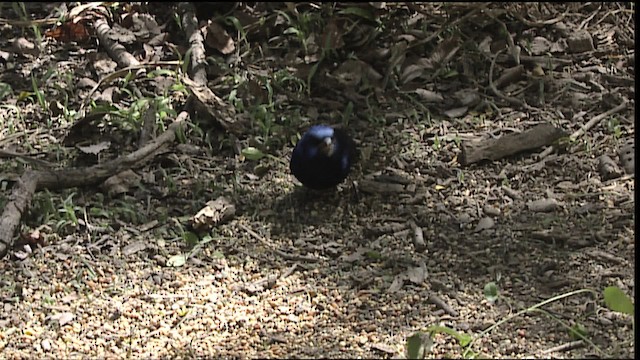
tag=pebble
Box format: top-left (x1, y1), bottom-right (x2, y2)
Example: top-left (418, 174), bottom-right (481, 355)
top-left (41, 339), bottom-right (52, 351)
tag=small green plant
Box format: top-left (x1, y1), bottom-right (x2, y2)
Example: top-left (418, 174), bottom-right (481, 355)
top-left (406, 283), bottom-right (633, 358)
top-left (277, 9), bottom-right (321, 55)
top-left (603, 286), bottom-right (634, 317)
top-left (11, 2), bottom-right (43, 46)
top-left (606, 118), bottom-right (623, 139)
top-left (31, 74), bottom-right (48, 113)
top-left (583, 138), bottom-right (593, 155)
top-left (0, 82), bottom-right (13, 101)
top-left (110, 198), bottom-right (142, 224)
top-left (56, 192), bottom-right (81, 232)
top-left (224, 15), bottom-right (249, 49)
top-left (483, 281), bottom-right (499, 304)
top-left (432, 135), bottom-right (441, 151)
top-left (453, 134), bottom-right (462, 148)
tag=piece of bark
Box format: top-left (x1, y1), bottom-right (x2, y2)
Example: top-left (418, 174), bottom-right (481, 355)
top-left (359, 179), bottom-right (406, 194)
top-left (460, 123), bottom-right (567, 166)
top-left (598, 155), bottom-right (623, 180)
top-left (618, 138), bottom-right (634, 174)
top-left (408, 220), bottom-right (426, 252)
top-left (493, 65), bottom-right (525, 89)
top-left (567, 30), bottom-right (595, 53)
top-left (178, 2), bottom-right (246, 135)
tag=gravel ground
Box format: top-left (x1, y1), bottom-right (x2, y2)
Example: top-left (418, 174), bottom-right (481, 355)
top-left (0, 2), bottom-right (634, 359)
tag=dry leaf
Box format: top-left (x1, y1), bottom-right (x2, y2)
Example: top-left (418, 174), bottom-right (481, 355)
top-left (51, 312), bottom-right (75, 326)
top-left (108, 23), bottom-right (136, 44)
top-left (204, 21), bottom-right (235, 55)
top-left (77, 141), bottom-right (111, 155)
top-left (407, 264), bottom-right (427, 285)
top-left (11, 38), bottom-right (40, 56)
top-left (415, 89), bottom-right (444, 102)
top-left (529, 36), bottom-right (552, 55)
top-left (527, 198), bottom-right (561, 212)
top-left (474, 217), bottom-right (495, 232)
top-left (123, 241), bottom-right (148, 256)
top-left (340, 247), bottom-right (367, 263)
top-left (444, 106), bottom-right (468, 119)
top-left (428, 37), bottom-right (460, 68)
top-left (401, 64), bottom-right (425, 84)
top-left (61, 294), bottom-right (79, 303)
top-left (45, 22), bottom-right (90, 43)
top-left (101, 170), bottom-right (141, 196)
top-left (388, 274), bottom-right (405, 292)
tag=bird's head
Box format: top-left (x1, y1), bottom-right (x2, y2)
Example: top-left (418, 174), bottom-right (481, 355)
top-left (306, 125), bottom-right (336, 157)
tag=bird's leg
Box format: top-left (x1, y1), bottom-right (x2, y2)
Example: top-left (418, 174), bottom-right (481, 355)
top-left (349, 180), bottom-right (360, 203)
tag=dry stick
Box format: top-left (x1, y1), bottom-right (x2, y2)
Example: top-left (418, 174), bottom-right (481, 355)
top-left (176, 2), bottom-right (240, 134)
top-left (407, 3), bottom-right (489, 51)
top-left (538, 101), bottom-right (629, 159)
top-left (238, 223), bottom-right (320, 262)
top-left (94, 18), bottom-right (140, 68)
top-left (428, 293), bottom-right (459, 317)
top-left (408, 220), bottom-right (426, 252)
top-left (542, 340), bottom-right (585, 354)
top-left (489, 49), bottom-right (534, 111)
top-left (510, 7), bottom-right (567, 27)
top-left (178, 2), bottom-right (208, 86)
top-left (0, 112), bottom-right (190, 258)
top-left (0, 149), bottom-right (53, 168)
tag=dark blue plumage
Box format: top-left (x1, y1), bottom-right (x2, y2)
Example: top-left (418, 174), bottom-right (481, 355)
top-left (290, 125), bottom-right (356, 190)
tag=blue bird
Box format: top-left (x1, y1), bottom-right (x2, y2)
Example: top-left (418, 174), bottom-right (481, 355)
top-left (290, 125), bottom-right (356, 190)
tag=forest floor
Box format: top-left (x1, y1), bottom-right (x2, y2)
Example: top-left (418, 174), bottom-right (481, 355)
top-left (0, 2), bottom-right (635, 359)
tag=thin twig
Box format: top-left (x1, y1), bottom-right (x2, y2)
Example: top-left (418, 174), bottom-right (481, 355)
top-left (239, 223), bottom-right (321, 262)
top-left (489, 49), bottom-right (534, 110)
top-left (538, 101), bottom-right (629, 159)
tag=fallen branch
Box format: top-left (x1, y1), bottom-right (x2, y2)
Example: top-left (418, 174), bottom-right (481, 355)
top-left (428, 293), bottom-right (459, 317)
top-left (460, 123), bottom-right (567, 166)
top-left (178, 2), bottom-right (244, 134)
top-left (178, 2), bottom-right (208, 86)
top-left (488, 49), bottom-right (534, 110)
top-left (542, 340), bottom-right (585, 354)
top-left (94, 18), bottom-right (140, 68)
top-left (0, 112), bottom-right (190, 258)
top-left (538, 100), bottom-right (629, 159)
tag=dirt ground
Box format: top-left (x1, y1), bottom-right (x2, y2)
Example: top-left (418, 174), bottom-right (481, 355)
top-left (0, 2), bottom-right (634, 359)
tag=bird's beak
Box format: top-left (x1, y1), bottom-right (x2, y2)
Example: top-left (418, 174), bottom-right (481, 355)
top-left (319, 137), bottom-right (334, 156)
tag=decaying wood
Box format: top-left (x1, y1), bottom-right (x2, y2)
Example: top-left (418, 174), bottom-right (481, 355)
top-left (460, 123), bottom-right (567, 166)
top-left (0, 112), bottom-right (190, 258)
top-left (618, 137), bottom-right (634, 175)
top-left (493, 65), bottom-right (524, 89)
top-left (598, 155), bottom-right (623, 181)
top-left (182, 76), bottom-right (242, 134)
top-left (178, 2), bottom-right (243, 135)
top-left (359, 179), bottom-right (407, 194)
top-left (409, 220), bottom-right (426, 252)
top-left (94, 18), bottom-right (140, 68)
top-left (178, 2), bottom-right (208, 86)
top-left (428, 293), bottom-right (459, 317)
